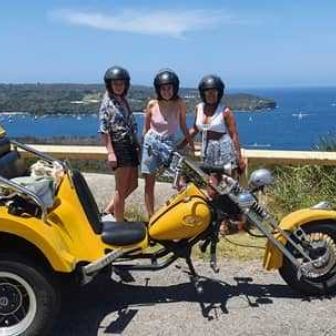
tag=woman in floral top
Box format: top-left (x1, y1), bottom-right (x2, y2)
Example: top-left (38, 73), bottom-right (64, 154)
top-left (98, 66), bottom-right (139, 222)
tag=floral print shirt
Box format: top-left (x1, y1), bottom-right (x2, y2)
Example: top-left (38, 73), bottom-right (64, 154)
top-left (98, 93), bottom-right (137, 143)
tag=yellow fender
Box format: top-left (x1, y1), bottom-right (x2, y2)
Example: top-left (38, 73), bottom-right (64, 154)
top-left (263, 208), bottom-right (336, 271)
top-left (0, 213), bottom-right (76, 272)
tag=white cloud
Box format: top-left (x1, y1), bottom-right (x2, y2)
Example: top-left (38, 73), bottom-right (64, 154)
top-left (50, 8), bottom-right (238, 38)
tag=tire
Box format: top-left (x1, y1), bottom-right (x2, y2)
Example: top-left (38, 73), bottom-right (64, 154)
top-left (279, 221), bottom-right (336, 296)
top-left (0, 253), bottom-right (60, 336)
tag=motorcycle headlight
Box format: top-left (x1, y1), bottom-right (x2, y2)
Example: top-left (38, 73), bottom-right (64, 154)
top-left (237, 192), bottom-right (255, 208)
top-left (248, 168), bottom-right (274, 192)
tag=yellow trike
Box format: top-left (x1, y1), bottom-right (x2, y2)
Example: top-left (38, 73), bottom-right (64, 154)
top-left (1, 129), bottom-right (336, 335)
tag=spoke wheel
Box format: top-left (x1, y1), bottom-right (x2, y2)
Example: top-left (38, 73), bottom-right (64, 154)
top-left (301, 233), bottom-right (336, 279)
top-left (279, 221), bottom-right (336, 295)
top-left (0, 254), bottom-right (60, 336)
top-left (0, 272), bottom-right (37, 336)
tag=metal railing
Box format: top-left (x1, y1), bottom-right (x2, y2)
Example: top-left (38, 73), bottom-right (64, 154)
top-left (17, 144), bottom-right (336, 167)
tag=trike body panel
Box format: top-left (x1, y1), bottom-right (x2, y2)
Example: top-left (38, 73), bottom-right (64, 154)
top-left (149, 183), bottom-right (211, 240)
top-left (263, 208), bottom-right (336, 270)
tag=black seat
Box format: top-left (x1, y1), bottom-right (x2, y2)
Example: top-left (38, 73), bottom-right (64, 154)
top-left (71, 170), bottom-right (102, 234)
top-left (0, 136), bottom-right (26, 179)
top-left (102, 221), bottom-right (147, 246)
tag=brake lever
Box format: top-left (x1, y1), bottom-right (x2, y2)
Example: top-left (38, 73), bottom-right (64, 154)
top-left (199, 238), bottom-right (211, 253)
top-left (210, 253), bottom-right (219, 273)
top-left (210, 240), bottom-right (220, 273)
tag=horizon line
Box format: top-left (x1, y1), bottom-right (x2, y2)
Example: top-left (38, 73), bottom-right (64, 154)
top-left (1, 82), bottom-right (336, 90)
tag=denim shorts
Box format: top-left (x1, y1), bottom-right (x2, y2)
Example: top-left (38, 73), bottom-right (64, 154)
top-left (141, 130), bottom-right (175, 174)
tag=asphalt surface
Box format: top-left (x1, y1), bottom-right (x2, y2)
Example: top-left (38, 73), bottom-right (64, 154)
top-left (52, 261), bottom-right (336, 336)
top-left (50, 173), bottom-right (336, 336)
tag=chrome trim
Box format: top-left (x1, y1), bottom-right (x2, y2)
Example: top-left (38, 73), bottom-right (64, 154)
top-left (83, 247), bottom-right (138, 276)
top-left (0, 176), bottom-right (47, 221)
top-left (11, 140), bottom-right (65, 168)
top-left (311, 201), bottom-right (333, 210)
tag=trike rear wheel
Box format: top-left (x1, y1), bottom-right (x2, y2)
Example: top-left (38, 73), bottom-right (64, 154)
top-left (0, 253), bottom-right (60, 336)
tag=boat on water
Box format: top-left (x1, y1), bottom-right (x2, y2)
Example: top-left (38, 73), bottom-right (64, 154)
top-left (292, 111), bottom-right (309, 120)
top-left (249, 142), bottom-right (272, 148)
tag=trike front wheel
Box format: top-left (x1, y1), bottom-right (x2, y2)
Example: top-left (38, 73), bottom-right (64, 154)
top-left (279, 221), bottom-right (336, 296)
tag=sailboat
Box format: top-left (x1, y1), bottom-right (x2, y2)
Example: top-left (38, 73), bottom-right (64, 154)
top-left (292, 111), bottom-right (309, 120)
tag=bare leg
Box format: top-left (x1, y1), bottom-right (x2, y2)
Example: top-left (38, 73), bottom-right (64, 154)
top-left (105, 167), bottom-right (138, 214)
top-left (104, 199), bottom-right (115, 215)
top-left (144, 173), bottom-right (156, 219)
top-left (127, 167), bottom-right (138, 196)
top-left (114, 167), bottom-right (133, 222)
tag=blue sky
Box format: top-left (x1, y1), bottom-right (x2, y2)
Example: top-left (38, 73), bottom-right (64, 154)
top-left (1, 0), bottom-right (336, 88)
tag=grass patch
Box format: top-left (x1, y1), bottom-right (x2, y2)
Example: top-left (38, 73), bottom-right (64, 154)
top-left (126, 205), bottom-right (147, 222)
top-left (195, 233), bottom-right (266, 261)
top-left (268, 165), bottom-right (336, 216)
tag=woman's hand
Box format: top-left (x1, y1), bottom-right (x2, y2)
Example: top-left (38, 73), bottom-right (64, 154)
top-left (238, 156), bottom-right (247, 175)
top-left (107, 152), bottom-right (117, 169)
top-left (136, 144), bottom-right (142, 162)
top-left (188, 138), bottom-right (195, 152)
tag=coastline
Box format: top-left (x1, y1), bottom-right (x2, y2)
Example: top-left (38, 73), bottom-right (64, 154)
top-left (0, 83), bottom-right (277, 115)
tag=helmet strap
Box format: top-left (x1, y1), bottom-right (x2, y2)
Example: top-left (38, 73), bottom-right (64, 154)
top-left (205, 100), bottom-right (219, 109)
top-left (106, 81), bottom-right (128, 97)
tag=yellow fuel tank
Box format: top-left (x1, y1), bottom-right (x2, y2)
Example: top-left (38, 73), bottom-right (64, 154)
top-left (148, 183), bottom-right (211, 240)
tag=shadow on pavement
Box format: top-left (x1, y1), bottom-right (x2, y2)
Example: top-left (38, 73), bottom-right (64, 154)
top-left (51, 272), bottom-right (302, 335)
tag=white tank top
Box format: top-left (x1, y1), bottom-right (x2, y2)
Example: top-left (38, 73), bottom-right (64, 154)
top-left (195, 103), bottom-right (227, 133)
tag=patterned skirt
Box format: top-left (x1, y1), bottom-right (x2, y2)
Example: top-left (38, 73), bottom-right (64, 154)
top-left (202, 134), bottom-right (237, 168)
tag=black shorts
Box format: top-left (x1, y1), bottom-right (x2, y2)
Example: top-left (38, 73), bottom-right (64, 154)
top-left (112, 140), bottom-right (139, 168)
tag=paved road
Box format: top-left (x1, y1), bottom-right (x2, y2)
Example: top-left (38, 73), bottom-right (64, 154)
top-left (50, 174), bottom-right (336, 335)
top-left (52, 260), bottom-right (336, 336)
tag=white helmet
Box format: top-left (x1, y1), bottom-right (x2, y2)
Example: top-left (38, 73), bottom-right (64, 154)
top-left (248, 168), bottom-right (273, 191)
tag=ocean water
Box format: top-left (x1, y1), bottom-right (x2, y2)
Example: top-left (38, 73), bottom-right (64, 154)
top-left (1, 87), bottom-right (336, 150)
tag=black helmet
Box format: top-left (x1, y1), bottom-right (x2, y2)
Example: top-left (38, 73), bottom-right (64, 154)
top-left (104, 66), bottom-right (130, 95)
top-left (198, 74), bottom-right (225, 104)
top-left (154, 69), bottom-right (180, 100)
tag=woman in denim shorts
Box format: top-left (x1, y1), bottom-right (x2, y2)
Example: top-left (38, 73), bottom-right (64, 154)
top-left (141, 69), bottom-right (194, 218)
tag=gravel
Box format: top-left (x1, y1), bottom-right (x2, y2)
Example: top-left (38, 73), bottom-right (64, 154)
top-left (84, 172), bottom-right (176, 218)
top-left (50, 173), bottom-right (336, 336)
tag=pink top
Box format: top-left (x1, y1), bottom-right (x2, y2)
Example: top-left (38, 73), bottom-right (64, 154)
top-left (150, 101), bottom-right (180, 136)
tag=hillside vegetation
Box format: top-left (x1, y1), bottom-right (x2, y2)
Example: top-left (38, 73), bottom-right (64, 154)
top-left (0, 83), bottom-right (276, 114)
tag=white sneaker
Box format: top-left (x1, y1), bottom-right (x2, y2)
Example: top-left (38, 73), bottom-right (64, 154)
top-left (101, 213), bottom-right (116, 222)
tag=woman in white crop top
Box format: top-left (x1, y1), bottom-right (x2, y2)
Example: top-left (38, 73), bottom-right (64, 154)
top-left (181, 74), bottom-right (245, 235)
top-left (188, 74), bottom-right (245, 175)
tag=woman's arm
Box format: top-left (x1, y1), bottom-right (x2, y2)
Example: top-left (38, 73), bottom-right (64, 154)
top-left (177, 106), bottom-right (199, 149)
top-left (224, 107), bottom-right (246, 173)
top-left (143, 99), bottom-right (155, 139)
top-left (100, 133), bottom-right (114, 153)
top-left (179, 100), bottom-right (195, 150)
top-left (98, 94), bottom-right (117, 167)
